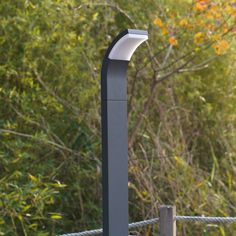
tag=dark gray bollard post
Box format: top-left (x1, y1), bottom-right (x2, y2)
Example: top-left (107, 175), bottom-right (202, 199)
top-left (101, 29), bottom-right (148, 236)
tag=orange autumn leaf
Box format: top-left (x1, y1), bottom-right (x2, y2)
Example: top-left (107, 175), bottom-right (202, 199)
top-left (205, 12), bottom-right (213, 20)
top-left (205, 23), bottom-right (215, 31)
top-left (223, 25), bottom-right (229, 33)
top-left (153, 0), bottom-right (234, 57)
top-left (196, 0), bottom-right (210, 5)
top-left (197, 0), bottom-right (209, 2)
top-left (195, 2), bottom-right (208, 11)
top-left (169, 37), bottom-right (178, 46)
top-left (212, 40), bottom-right (229, 55)
top-left (153, 17), bottom-right (164, 27)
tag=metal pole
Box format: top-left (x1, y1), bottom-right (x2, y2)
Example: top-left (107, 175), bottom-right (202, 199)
top-left (101, 29), bottom-right (148, 236)
top-left (159, 205), bottom-right (176, 236)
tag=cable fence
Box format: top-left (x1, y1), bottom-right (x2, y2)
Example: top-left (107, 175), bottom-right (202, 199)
top-left (176, 216), bottom-right (236, 223)
top-left (59, 210), bottom-right (236, 236)
top-left (59, 218), bottom-right (160, 236)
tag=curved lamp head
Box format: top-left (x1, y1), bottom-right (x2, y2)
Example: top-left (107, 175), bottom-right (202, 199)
top-left (102, 29), bottom-right (148, 101)
top-left (105, 29), bottom-right (148, 61)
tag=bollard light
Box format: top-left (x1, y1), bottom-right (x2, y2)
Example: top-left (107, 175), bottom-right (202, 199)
top-left (101, 29), bottom-right (148, 236)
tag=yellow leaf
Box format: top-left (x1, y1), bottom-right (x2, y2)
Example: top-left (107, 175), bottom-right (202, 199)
top-left (50, 214), bottom-right (62, 220)
top-left (153, 17), bottom-right (164, 27)
top-left (196, 181), bottom-right (205, 188)
top-left (195, 47), bottom-right (201, 52)
top-left (174, 156), bottom-right (188, 167)
top-left (226, 171), bottom-right (233, 191)
top-left (179, 18), bottom-right (189, 27)
top-left (92, 12), bottom-right (99, 21)
top-left (194, 32), bottom-right (205, 45)
top-left (28, 173), bottom-right (38, 183)
top-left (29, 223), bottom-right (38, 230)
top-left (226, 5), bottom-right (236, 17)
top-left (22, 205), bottom-right (31, 212)
top-left (219, 226), bottom-right (226, 236)
top-left (161, 27), bottom-right (169, 36)
top-left (142, 191), bottom-right (148, 197)
top-left (11, 157), bottom-right (21, 164)
top-left (211, 34), bottom-right (221, 42)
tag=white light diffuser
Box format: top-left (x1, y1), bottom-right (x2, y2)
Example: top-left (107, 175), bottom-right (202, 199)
top-left (108, 34), bottom-right (148, 61)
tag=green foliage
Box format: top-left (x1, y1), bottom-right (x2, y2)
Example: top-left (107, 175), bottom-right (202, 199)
top-left (0, 0), bottom-right (236, 235)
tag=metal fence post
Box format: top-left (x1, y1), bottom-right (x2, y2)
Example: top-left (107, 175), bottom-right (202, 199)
top-left (159, 205), bottom-right (176, 236)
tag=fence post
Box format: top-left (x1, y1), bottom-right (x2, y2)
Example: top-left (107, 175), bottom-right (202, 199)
top-left (159, 205), bottom-right (176, 236)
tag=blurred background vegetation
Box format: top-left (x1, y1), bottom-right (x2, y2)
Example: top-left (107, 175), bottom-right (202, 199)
top-left (0, 0), bottom-right (236, 235)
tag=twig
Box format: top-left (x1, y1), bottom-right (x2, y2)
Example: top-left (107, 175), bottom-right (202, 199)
top-left (0, 128), bottom-right (80, 156)
top-left (33, 69), bottom-right (80, 115)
